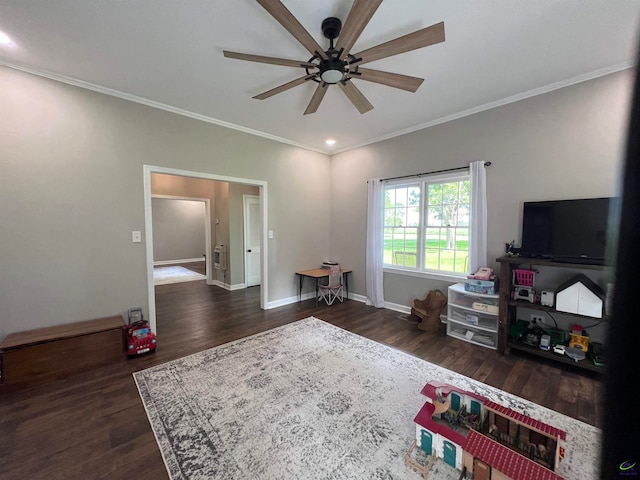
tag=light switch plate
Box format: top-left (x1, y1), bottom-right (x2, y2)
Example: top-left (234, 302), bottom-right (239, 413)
top-left (132, 231), bottom-right (142, 243)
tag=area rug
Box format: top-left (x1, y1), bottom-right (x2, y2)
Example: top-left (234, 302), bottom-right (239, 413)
top-left (133, 317), bottom-right (600, 480)
top-left (153, 266), bottom-right (206, 285)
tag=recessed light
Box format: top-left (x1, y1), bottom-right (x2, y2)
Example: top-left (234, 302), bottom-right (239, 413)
top-left (0, 31), bottom-right (13, 45)
top-left (325, 139), bottom-right (336, 146)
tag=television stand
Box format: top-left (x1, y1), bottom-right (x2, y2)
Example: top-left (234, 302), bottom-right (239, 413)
top-left (496, 256), bottom-right (608, 374)
top-left (551, 256), bottom-right (605, 265)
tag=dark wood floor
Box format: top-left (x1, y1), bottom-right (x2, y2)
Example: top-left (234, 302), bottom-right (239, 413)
top-left (0, 268), bottom-right (603, 479)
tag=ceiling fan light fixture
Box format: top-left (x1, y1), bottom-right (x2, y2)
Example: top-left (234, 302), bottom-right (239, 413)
top-left (318, 55), bottom-right (347, 84)
top-left (320, 68), bottom-right (344, 84)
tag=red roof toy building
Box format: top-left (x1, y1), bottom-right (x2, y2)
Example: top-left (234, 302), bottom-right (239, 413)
top-left (408, 381), bottom-right (566, 479)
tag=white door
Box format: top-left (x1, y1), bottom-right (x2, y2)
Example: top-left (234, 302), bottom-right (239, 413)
top-left (244, 195), bottom-right (261, 287)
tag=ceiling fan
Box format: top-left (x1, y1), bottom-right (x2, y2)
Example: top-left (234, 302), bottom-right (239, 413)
top-left (223, 0), bottom-right (445, 115)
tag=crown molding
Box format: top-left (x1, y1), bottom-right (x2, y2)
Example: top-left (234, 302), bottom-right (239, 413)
top-left (0, 61), bottom-right (331, 155)
top-left (3, 60), bottom-right (633, 157)
top-left (332, 61), bottom-right (636, 154)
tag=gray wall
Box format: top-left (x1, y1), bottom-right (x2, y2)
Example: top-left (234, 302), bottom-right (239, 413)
top-left (152, 198), bottom-right (206, 262)
top-left (0, 66), bottom-right (331, 337)
top-left (330, 70), bottom-right (633, 310)
top-left (150, 174), bottom-right (260, 287)
top-left (0, 65), bottom-right (632, 340)
top-left (151, 174), bottom-right (217, 261)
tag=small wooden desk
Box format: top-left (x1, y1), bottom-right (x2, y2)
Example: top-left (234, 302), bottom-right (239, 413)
top-left (296, 268), bottom-right (351, 307)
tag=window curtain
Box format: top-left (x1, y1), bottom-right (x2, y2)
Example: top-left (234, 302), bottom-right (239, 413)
top-left (469, 160), bottom-right (488, 273)
top-left (365, 178), bottom-right (385, 308)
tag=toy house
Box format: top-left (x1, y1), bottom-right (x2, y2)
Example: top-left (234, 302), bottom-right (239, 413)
top-left (410, 381), bottom-right (566, 480)
top-left (555, 274), bottom-right (604, 318)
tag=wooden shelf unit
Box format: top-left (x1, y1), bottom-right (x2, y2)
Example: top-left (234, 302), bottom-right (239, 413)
top-left (496, 256), bottom-right (608, 373)
top-left (505, 341), bottom-right (603, 373)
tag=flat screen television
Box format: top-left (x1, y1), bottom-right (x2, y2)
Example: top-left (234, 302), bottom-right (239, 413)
top-left (521, 197), bottom-right (612, 264)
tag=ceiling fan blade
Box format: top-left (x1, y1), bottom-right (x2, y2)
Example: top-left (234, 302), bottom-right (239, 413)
top-left (338, 81), bottom-right (373, 114)
top-left (256, 0), bottom-right (327, 59)
top-left (304, 82), bottom-right (328, 115)
top-left (334, 0), bottom-right (382, 59)
top-left (253, 75), bottom-right (313, 100)
top-left (223, 51), bottom-right (317, 68)
top-left (356, 68), bottom-right (424, 92)
top-left (354, 21), bottom-right (445, 65)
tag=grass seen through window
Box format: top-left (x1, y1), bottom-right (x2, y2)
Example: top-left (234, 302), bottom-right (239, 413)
top-left (384, 178), bottom-right (470, 274)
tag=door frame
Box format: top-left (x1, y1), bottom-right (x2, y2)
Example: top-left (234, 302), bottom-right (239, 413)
top-left (243, 194), bottom-right (261, 288)
top-left (143, 165), bottom-right (268, 334)
top-left (151, 194), bottom-right (212, 284)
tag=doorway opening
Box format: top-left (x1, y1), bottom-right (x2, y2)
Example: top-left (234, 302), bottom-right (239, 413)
top-left (143, 165), bottom-right (268, 334)
top-left (151, 195), bottom-right (211, 285)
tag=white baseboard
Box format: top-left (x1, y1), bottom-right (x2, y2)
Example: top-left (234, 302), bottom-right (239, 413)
top-left (265, 292), bottom-right (316, 309)
top-left (161, 279), bottom-right (410, 313)
top-left (349, 293), bottom-right (368, 304)
top-left (344, 294), bottom-right (410, 313)
top-left (265, 291), bottom-right (373, 310)
top-left (154, 258), bottom-right (204, 266)
top-left (211, 280), bottom-right (247, 291)
top-left (383, 301), bottom-right (411, 314)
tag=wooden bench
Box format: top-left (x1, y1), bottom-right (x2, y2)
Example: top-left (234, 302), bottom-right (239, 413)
top-left (0, 315), bottom-right (126, 391)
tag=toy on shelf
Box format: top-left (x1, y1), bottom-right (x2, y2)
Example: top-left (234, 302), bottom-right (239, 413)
top-left (408, 381), bottom-right (566, 480)
top-left (511, 268), bottom-right (538, 303)
top-left (553, 344), bottom-right (567, 355)
top-left (555, 275), bottom-right (604, 318)
top-left (568, 324), bottom-right (589, 352)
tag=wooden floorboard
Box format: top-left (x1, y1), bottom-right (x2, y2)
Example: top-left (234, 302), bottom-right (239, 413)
top-left (0, 279), bottom-right (604, 479)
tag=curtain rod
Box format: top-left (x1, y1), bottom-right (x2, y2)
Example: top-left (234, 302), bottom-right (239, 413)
top-left (380, 161), bottom-right (492, 182)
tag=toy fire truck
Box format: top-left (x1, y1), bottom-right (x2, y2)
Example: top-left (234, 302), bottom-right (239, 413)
top-left (125, 308), bottom-right (156, 356)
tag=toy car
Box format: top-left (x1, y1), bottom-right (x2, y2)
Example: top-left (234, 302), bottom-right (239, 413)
top-left (125, 308), bottom-right (156, 356)
top-left (553, 344), bottom-right (566, 355)
top-left (126, 321), bottom-right (157, 356)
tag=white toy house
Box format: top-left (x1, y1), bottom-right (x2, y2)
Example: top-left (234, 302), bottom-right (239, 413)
top-left (411, 382), bottom-right (566, 480)
top-left (554, 274), bottom-right (604, 318)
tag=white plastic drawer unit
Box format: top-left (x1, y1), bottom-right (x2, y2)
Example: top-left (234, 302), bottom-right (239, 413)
top-left (447, 283), bottom-right (499, 350)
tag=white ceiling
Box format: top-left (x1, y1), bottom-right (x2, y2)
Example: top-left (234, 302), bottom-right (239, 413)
top-left (1, 0), bottom-right (639, 154)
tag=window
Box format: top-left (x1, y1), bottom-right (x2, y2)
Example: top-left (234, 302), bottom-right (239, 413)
top-left (384, 172), bottom-right (470, 276)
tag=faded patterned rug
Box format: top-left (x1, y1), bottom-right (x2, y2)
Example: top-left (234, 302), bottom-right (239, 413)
top-left (133, 317), bottom-right (599, 480)
top-left (153, 266), bottom-right (206, 285)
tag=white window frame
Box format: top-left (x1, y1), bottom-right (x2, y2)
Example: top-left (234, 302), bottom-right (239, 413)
top-left (383, 171), bottom-right (471, 281)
